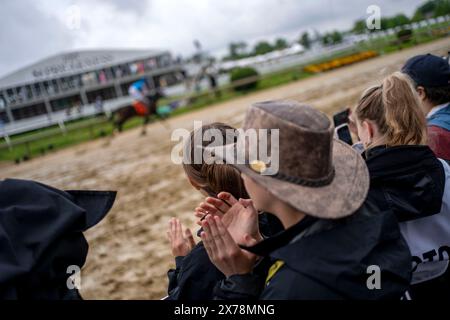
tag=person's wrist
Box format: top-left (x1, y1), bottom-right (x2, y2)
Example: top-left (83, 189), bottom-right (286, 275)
top-left (173, 250), bottom-right (187, 257)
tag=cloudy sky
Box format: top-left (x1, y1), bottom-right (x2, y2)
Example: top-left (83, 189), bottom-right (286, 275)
top-left (0, 0), bottom-right (425, 77)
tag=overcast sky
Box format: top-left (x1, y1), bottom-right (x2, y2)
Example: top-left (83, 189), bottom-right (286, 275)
top-left (0, 0), bottom-right (426, 78)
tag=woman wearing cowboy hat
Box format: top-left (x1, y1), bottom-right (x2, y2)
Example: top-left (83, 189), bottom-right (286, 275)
top-left (200, 100), bottom-right (412, 300)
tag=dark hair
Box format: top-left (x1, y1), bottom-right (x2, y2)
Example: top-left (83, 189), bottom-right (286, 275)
top-left (182, 122), bottom-right (249, 199)
top-left (423, 85), bottom-right (450, 106)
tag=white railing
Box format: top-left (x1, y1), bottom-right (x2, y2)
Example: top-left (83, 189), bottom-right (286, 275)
top-left (0, 96), bottom-right (133, 138)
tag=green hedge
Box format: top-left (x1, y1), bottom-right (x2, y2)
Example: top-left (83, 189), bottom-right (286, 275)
top-left (230, 67), bottom-right (259, 91)
top-left (397, 29), bottom-right (413, 43)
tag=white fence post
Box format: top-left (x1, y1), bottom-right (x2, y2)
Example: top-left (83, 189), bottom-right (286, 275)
top-left (3, 134), bottom-right (12, 151)
top-left (58, 120), bottom-right (67, 135)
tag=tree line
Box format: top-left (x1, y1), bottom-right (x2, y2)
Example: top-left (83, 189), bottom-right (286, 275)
top-left (223, 0), bottom-right (450, 61)
top-left (352, 0), bottom-right (450, 34)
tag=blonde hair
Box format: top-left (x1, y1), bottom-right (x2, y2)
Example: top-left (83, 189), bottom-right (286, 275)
top-left (354, 71), bottom-right (427, 147)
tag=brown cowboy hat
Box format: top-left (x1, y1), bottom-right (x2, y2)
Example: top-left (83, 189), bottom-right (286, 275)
top-left (204, 100), bottom-right (369, 219)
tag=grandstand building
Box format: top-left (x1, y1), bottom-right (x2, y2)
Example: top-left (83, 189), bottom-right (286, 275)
top-left (0, 49), bottom-right (184, 135)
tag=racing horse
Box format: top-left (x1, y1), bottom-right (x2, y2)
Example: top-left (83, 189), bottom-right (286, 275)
top-left (111, 90), bottom-right (165, 136)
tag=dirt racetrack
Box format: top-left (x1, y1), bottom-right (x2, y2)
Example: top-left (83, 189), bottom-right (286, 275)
top-left (1, 37), bottom-right (449, 299)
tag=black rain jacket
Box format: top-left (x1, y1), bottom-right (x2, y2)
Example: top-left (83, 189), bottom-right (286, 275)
top-left (213, 201), bottom-right (412, 300)
top-left (0, 179), bottom-right (116, 300)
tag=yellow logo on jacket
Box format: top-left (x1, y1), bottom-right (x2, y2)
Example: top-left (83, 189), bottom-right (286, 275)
top-left (265, 260), bottom-right (285, 285)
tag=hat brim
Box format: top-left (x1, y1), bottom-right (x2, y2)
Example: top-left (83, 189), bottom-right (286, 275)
top-left (214, 139), bottom-right (369, 219)
top-left (66, 190), bottom-right (117, 230)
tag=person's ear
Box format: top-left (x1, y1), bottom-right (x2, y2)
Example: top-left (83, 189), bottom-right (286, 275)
top-left (416, 86), bottom-right (426, 101)
top-left (363, 120), bottom-right (374, 143)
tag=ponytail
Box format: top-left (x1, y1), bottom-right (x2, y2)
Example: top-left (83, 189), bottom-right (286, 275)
top-left (355, 72), bottom-right (427, 147)
top-left (182, 122), bottom-right (249, 199)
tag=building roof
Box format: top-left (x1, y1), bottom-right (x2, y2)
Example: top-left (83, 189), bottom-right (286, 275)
top-left (0, 49), bottom-right (167, 89)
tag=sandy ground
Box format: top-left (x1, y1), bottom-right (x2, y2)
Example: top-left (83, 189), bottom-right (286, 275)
top-left (1, 37), bottom-right (449, 299)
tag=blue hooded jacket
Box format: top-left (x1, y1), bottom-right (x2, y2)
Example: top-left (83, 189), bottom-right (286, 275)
top-left (428, 103), bottom-right (450, 131)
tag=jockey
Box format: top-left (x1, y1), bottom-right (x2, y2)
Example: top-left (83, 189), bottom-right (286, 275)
top-left (128, 78), bottom-right (150, 116)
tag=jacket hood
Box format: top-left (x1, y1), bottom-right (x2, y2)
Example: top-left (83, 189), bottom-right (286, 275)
top-left (364, 145), bottom-right (445, 222)
top-left (428, 103), bottom-right (450, 131)
top-left (0, 179), bottom-right (116, 299)
top-left (245, 202), bottom-right (412, 299)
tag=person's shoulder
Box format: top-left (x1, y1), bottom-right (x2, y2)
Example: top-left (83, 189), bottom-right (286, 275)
top-left (428, 105), bottom-right (450, 131)
top-left (428, 125), bottom-right (450, 134)
top-left (427, 126), bottom-right (450, 161)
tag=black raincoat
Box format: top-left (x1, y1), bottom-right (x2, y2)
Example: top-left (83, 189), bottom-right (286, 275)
top-left (213, 201), bottom-right (412, 300)
top-left (0, 179), bottom-right (116, 300)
